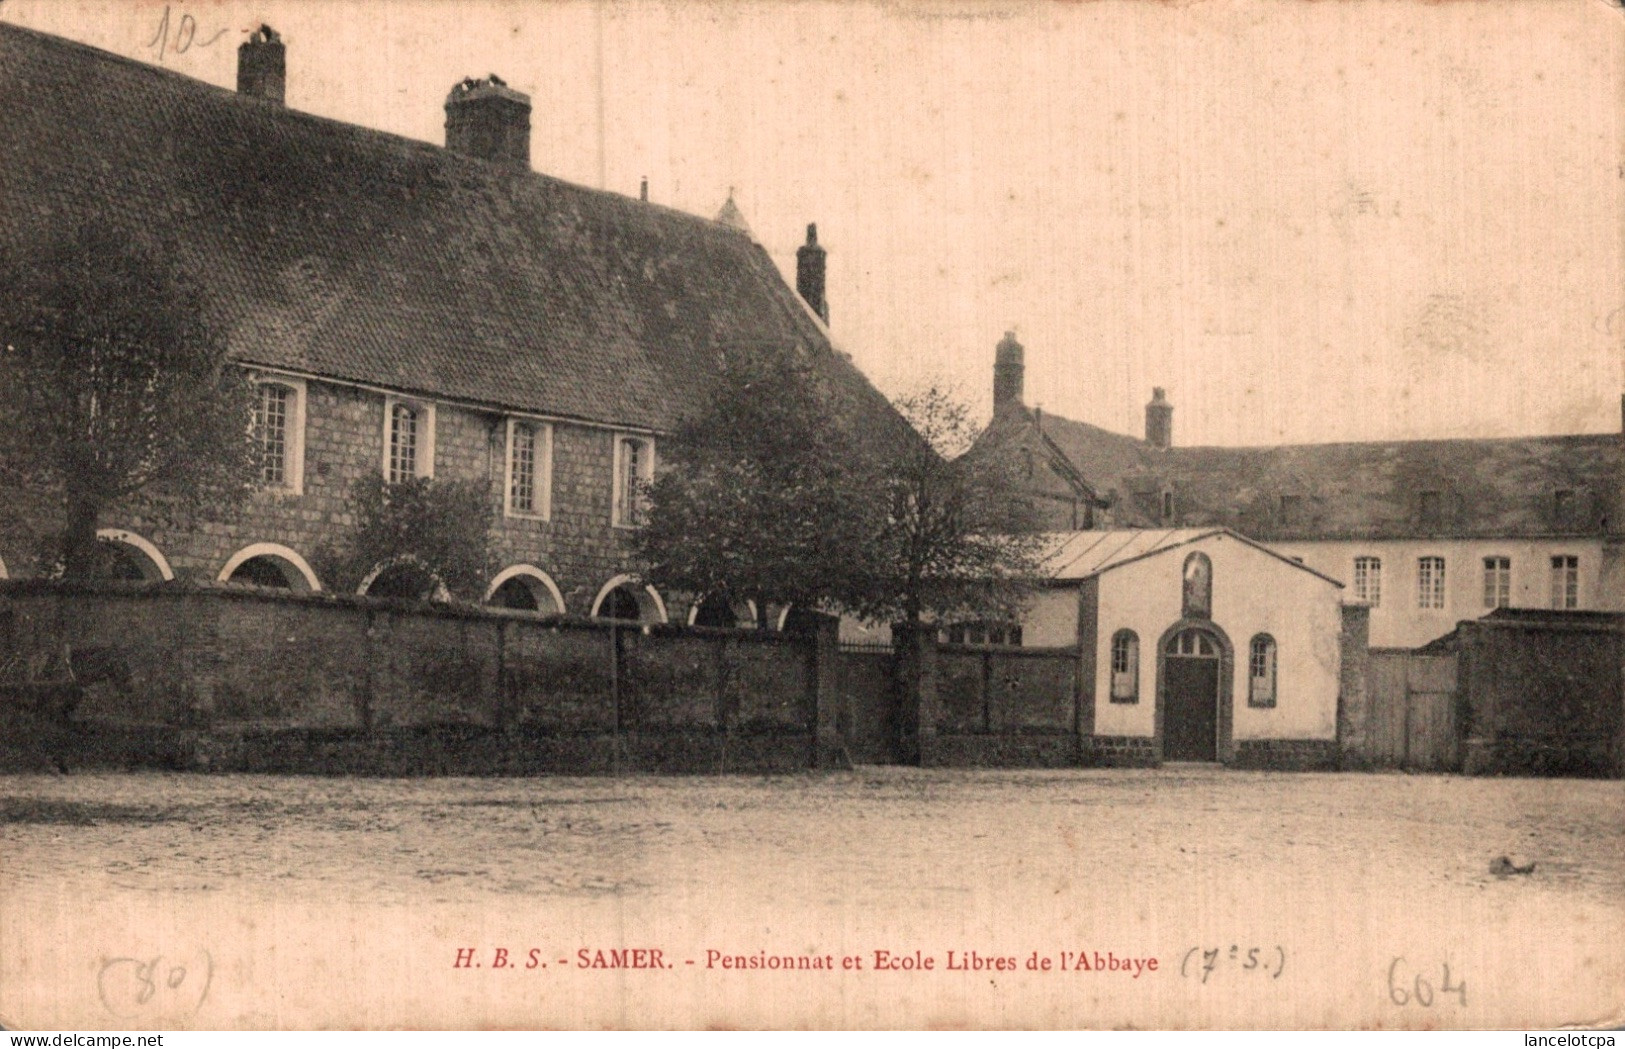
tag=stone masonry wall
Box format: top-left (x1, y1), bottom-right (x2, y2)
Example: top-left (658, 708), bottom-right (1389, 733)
top-left (4, 377), bottom-right (654, 617)
top-left (0, 581), bottom-right (833, 775)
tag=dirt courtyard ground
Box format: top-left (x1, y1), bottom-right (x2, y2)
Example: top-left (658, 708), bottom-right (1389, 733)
top-left (2, 766), bottom-right (1620, 1029)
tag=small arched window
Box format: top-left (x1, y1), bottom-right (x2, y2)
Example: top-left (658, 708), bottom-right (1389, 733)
top-left (1248, 634), bottom-right (1277, 708)
top-left (1109, 630), bottom-right (1139, 703)
top-left (1182, 552), bottom-right (1212, 619)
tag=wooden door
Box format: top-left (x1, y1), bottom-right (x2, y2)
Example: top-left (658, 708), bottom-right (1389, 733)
top-left (1164, 655), bottom-right (1219, 761)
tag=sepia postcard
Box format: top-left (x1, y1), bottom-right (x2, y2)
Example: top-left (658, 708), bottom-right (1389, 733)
top-left (0, 0), bottom-right (1621, 1032)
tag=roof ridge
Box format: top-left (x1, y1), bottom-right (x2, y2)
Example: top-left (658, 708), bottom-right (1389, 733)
top-left (0, 19), bottom-right (739, 245)
top-left (1028, 399), bottom-right (1617, 451)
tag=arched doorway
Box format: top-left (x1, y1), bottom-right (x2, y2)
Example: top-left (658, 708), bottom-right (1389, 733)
top-left (1159, 624), bottom-right (1228, 762)
top-left (219, 543), bottom-right (321, 592)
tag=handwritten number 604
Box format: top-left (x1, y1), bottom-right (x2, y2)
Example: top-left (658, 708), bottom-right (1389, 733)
top-left (1388, 957), bottom-right (1466, 1008)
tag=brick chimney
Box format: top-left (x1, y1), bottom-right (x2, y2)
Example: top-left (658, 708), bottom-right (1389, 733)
top-left (1145, 388), bottom-right (1173, 450)
top-left (796, 224), bottom-right (828, 324)
top-left (237, 25), bottom-right (285, 105)
top-left (445, 76), bottom-right (531, 168)
top-left (993, 332), bottom-right (1025, 407)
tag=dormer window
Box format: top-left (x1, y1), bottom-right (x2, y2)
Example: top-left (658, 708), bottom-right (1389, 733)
top-left (1418, 490), bottom-right (1443, 526)
top-left (1553, 489), bottom-right (1576, 527)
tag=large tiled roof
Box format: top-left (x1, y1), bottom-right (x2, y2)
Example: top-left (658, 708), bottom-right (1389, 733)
top-left (1146, 434), bottom-right (1621, 541)
top-left (1005, 403), bottom-right (1621, 542)
top-left (0, 22), bottom-right (901, 437)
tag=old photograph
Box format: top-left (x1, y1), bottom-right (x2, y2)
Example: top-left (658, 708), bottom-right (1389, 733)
top-left (0, 0), bottom-right (1621, 1031)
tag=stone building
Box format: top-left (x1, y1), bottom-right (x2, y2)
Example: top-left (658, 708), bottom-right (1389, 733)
top-left (0, 23), bottom-right (901, 623)
top-left (1024, 528), bottom-right (1349, 768)
top-left (971, 334), bottom-right (1624, 648)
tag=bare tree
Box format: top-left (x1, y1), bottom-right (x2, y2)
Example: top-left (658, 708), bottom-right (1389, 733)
top-left (848, 383), bottom-right (1047, 629)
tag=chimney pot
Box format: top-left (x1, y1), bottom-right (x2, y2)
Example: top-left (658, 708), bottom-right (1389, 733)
top-left (237, 25), bottom-right (286, 105)
top-left (1145, 387), bottom-right (1173, 450)
top-left (993, 331), bottom-right (1025, 408)
top-left (444, 75), bottom-right (531, 168)
top-left (796, 223), bottom-right (828, 324)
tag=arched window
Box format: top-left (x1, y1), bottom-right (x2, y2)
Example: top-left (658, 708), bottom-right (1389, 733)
top-left (1182, 552), bottom-right (1212, 619)
top-left (1109, 630), bottom-right (1139, 703)
top-left (1248, 634), bottom-right (1277, 708)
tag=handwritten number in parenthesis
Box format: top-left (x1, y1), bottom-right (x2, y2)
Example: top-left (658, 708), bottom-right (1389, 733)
top-left (98, 950), bottom-right (213, 1020)
top-left (1178, 947), bottom-right (1220, 982)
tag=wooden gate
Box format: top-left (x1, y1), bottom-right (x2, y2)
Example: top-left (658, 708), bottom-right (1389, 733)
top-left (836, 646), bottom-right (904, 764)
top-left (1362, 652), bottom-right (1459, 770)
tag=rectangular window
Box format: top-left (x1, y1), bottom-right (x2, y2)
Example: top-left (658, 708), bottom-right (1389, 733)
top-left (389, 404), bottom-right (417, 483)
top-left (613, 435), bottom-right (654, 527)
top-left (1417, 556), bottom-right (1445, 609)
top-left (255, 384), bottom-right (289, 486)
top-left (249, 375), bottom-right (305, 494)
top-left (505, 419), bottom-right (552, 519)
top-left (382, 397), bottom-right (435, 482)
top-left (1278, 494), bottom-right (1300, 526)
top-left (1353, 556), bottom-right (1382, 607)
top-left (1550, 555), bottom-right (1579, 610)
top-left (1482, 556), bottom-right (1511, 609)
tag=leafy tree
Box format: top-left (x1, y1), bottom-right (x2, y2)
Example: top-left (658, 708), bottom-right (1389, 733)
top-left (635, 345), bottom-right (878, 626)
top-left (847, 384), bottom-right (1046, 628)
top-left (314, 476), bottom-right (494, 601)
top-left (638, 351), bottom-right (1044, 632)
top-left (0, 219), bottom-right (257, 579)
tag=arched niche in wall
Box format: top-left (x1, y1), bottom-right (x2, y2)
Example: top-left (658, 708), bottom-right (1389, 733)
top-left (589, 574), bottom-right (667, 624)
top-left (218, 542), bottom-right (321, 592)
top-left (484, 564), bottom-right (566, 615)
top-left (96, 528), bottom-right (174, 582)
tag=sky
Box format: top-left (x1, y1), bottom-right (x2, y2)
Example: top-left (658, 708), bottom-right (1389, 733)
top-left (6, 0), bottom-right (1623, 446)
